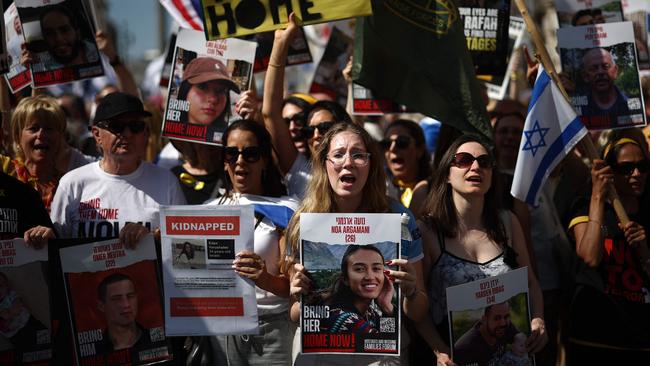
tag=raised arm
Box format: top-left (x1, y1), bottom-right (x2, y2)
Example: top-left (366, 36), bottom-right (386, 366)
top-left (262, 13), bottom-right (300, 174)
top-left (96, 30), bottom-right (140, 98)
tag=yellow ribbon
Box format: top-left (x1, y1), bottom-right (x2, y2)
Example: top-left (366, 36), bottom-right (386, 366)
top-left (179, 172), bottom-right (205, 191)
top-left (394, 179), bottom-right (415, 208)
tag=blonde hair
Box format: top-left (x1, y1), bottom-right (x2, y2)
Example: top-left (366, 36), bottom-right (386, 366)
top-left (11, 95), bottom-right (66, 160)
top-left (284, 123), bottom-right (388, 274)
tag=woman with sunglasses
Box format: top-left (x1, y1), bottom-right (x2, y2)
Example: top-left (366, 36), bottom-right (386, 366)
top-left (262, 14), bottom-right (352, 199)
top-left (282, 93), bottom-right (317, 157)
top-left (415, 135), bottom-right (547, 365)
top-left (565, 136), bottom-right (650, 364)
top-left (381, 119), bottom-right (431, 215)
top-left (287, 122), bottom-right (428, 365)
top-left (205, 119), bottom-right (296, 365)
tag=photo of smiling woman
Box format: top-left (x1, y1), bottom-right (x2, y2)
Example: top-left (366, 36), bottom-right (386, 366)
top-left (176, 57), bottom-right (241, 142)
top-left (318, 244), bottom-right (396, 334)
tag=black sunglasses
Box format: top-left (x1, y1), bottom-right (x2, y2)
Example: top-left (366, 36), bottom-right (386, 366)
top-left (95, 120), bottom-right (146, 134)
top-left (611, 160), bottom-right (649, 175)
top-left (451, 152), bottom-right (495, 169)
top-left (223, 146), bottom-right (262, 164)
top-left (379, 135), bottom-right (412, 151)
top-left (283, 112), bottom-right (307, 126)
top-left (300, 121), bottom-right (335, 139)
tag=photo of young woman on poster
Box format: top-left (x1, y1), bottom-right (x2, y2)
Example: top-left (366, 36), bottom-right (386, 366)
top-left (317, 244), bottom-right (395, 335)
top-left (177, 56), bottom-right (240, 139)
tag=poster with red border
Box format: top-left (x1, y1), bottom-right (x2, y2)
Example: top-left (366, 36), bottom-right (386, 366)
top-left (299, 213), bottom-right (401, 355)
top-left (14, 0), bottom-right (104, 88)
top-left (160, 205), bottom-right (258, 336)
top-left (59, 235), bottom-right (172, 366)
top-left (0, 239), bottom-right (51, 365)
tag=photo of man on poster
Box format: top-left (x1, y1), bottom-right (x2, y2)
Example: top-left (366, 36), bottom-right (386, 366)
top-left (453, 300), bottom-right (520, 366)
top-left (36, 3), bottom-right (99, 69)
top-left (580, 47), bottom-right (630, 121)
top-left (97, 273), bottom-right (153, 351)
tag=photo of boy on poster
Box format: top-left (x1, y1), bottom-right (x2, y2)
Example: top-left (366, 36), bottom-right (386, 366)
top-left (0, 262), bottom-right (51, 365)
top-left (63, 260), bottom-right (171, 365)
top-left (560, 42), bottom-right (646, 129)
top-left (15, 0), bottom-right (104, 87)
top-left (301, 241), bottom-right (400, 354)
top-left (165, 48), bottom-right (248, 145)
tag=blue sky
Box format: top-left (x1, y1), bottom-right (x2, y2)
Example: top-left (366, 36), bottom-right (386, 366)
top-left (105, 0), bottom-right (172, 61)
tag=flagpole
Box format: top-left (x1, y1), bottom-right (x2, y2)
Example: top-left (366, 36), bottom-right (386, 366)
top-left (512, 0), bottom-right (634, 226)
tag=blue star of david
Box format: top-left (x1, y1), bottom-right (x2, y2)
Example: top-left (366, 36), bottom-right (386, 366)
top-left (522, 120), bottom-right (550, 157)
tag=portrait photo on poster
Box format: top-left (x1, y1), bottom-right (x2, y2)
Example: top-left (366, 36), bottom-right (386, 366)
top-left (161, 29), bottom-right (256, 146)
top-left (14, 0), bottom-right (104, 87)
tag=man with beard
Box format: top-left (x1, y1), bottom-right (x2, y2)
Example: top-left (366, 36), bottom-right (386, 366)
top-left (453, 301), bottom-right (519, 366)
top-left (580, 47), bottom-right (631, 127)
top-left (35, 4), bottom-right (99, 70)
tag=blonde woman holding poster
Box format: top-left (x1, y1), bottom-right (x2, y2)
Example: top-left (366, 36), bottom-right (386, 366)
top-left (287, 122), bottom-right (428, 365)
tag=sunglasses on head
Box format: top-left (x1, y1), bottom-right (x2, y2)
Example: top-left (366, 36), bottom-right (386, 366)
top-left (379, 135), bottom-right (412, 151)
top-left (300, 121), bottom-right (335, 139)
top-left (611, 160), bottom-right (649, 175)
top-left (451, 152), bottom-right (495, 169)
top-left (95, 120), bottom-right (146, 134)
top-left (223, 146), bottom-right (262, 164)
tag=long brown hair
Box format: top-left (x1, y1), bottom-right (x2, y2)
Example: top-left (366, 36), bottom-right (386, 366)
top-left (422, 134), bottom-right (507, 247)
top-left (284, 123), bottom-right (388, 273)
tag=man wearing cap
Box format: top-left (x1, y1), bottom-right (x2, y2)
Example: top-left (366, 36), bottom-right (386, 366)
top-left (50, 92), bottom-right (186, 244)
top-left (176, 57), bottom-right (240, 144)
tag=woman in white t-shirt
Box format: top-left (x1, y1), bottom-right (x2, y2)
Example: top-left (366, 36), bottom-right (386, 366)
top-left (205, 119), bottom-right (296, 365)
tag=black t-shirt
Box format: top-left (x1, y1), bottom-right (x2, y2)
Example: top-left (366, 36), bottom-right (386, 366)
top-left (0, 172), bottom-right (53, 239)
top-left (171, 165), bottom-right (222, 205)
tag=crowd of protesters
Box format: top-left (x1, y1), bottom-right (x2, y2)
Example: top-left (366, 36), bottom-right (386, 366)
top-left (2, 8), bottom-right (650, 366)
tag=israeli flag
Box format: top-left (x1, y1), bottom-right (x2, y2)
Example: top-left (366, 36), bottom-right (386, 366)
top-left (511, 65), bottom-right (588, 206)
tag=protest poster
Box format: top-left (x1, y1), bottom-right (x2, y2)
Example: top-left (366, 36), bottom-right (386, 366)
top-left (14, 0), bottom-right (104, 88)
top-left (161, 28), bottom-right (256, 146)
top-left (299, 213), bottom-right (401, 355)
top-left (485, 17), bottom-right (527, 101)
top-left (160, 205), bottom-right (258, 336)
top-left (3, 3), bottom-right (32, 93)
top-left (558, 21), bottom-right (647, 130)
top-left (0, 240), bottom-right (51, 365)
top-left (459, 0), bottom-right (511, 77)
top-left (622, 0), bottom-right (650, 69)
top-left (309, 26), bottom-right (353, 106)
top-left (351, 83), bottom-right (409, 115)
top-left (447, 267), bottom-right (533, 366)
top-left (159, 33), bottom-right (177, 89)
top-left (59, 236), bottom-right (172, 366)
top-left (0, 2), bottom-right (8, 76)
top-left (555, 0), bottom-right (624, 27)
top-left (245, 27), bottom-right (312, 73)
top-left (200, 0), bottom-right (371, 40)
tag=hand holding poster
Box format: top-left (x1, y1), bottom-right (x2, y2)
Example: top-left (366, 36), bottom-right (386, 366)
top-left (200, 0), bottom-right (371, 40)
top-left (161, 28), bottom-right (256, 146)
top-left (3, 3), bottom-right (32, 92)
top-left (0, 240), bottom-right (51, 365)
top-left (14, 0), bottom-right (104, 88)
top-left (160, 205), bottom-right (258, 336)
top-left (447, 267), bottom-right (533, 366)
top-left (557, 21), bottom-right (647, 129)
top-left (59, 236), bottom-right (172, 366)
top-left (299, 213), bottom-right (401, 355)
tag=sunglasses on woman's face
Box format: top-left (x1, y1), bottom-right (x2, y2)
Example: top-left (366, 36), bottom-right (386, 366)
top-left (379, 135), bottom-right (412, 151)
top-left (95, 120), bottom-right (147, 134)
top-left (612, 160), bottom-right (650, 175)
top-left (223, 146), bottom-right (262, 164)
top-left (283, 112), bottom-right (307, 127)
top-left (300, 121), bottom-right (335, 139)
top-left (451, 152), bottom-right (495, 169)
